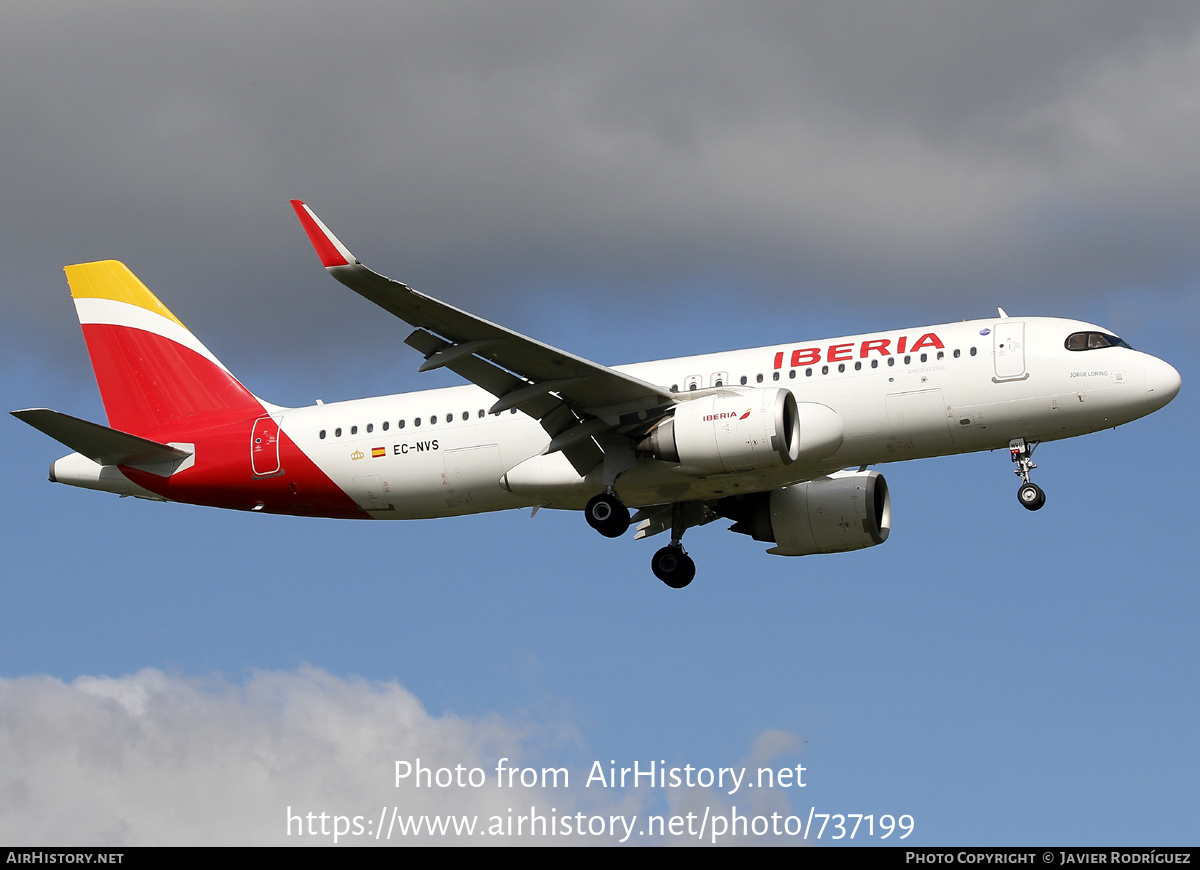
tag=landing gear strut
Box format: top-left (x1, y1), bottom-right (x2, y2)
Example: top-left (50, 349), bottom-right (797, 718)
top-left (1010, 438), bottom-right (1046, 511)
top-left (650, 501), bottom-right (703, 588)
top-left (585, 489), bottom-right (630, 538)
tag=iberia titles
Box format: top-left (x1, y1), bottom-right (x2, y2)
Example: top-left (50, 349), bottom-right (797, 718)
top-left (773, 332), bottom-right (945, 369)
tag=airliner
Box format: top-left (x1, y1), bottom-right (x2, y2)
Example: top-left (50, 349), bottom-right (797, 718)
top-left (12, 201), bottom-right (1182, 587)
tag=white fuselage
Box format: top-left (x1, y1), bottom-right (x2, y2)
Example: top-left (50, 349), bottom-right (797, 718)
top-left (274, 316), bottom-right (1178, 518)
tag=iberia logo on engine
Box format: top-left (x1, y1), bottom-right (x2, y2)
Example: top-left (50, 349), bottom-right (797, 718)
top-left (704, 409), bottom-right (752, 422)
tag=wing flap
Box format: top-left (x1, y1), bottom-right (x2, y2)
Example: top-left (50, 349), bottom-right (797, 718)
top-left (404, 328), bottom-right (603, 474)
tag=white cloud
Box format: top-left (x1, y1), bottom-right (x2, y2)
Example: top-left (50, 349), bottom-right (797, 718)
top-left (0, 668), bottom-right (571, 845)
top-left (0, 668), bottom-right (806, 846)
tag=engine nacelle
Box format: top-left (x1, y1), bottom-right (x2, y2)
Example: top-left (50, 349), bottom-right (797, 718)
top-left (639, 390), bottom-right (842, 475)
top-left (722, 470), bottom-right (891, 556)
top-left (639, 388), bottom-right (799, 474)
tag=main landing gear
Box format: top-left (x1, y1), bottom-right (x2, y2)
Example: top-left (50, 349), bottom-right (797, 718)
top-left (650, 501), bottom-right (705, 589)
top-left (585, 489), bottom-right (630, 538)
top-left (651, 544), bottom-right (695, 589)
top-left (584, 492), bottom-right (700, 588)
top-left (1010, 438), bottom-right (1046, 511)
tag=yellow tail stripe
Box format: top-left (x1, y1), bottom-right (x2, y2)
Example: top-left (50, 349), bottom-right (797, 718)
top-left (64, 261), bottom-right (186, 330)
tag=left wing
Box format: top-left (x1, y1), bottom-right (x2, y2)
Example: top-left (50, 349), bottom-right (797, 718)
top-left (291, 200), bottom-right (676, 474)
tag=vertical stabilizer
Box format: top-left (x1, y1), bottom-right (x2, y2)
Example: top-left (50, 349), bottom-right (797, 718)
top-left (66, 261), bottom-right (263, 437)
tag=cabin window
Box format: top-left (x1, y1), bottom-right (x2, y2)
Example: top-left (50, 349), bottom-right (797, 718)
top-left (445, 413), bottom-right (453, 423)
top-left (837, 363), bottom-right (845, 373)
top-left (953, 349), bottom-right (961, 358)
top-left (740, 376), bottom-right (748, 385)
top-left (382, 421), bottom-right (389, 431)
top-left (821, 365), bottom-right (829, 375)
top-left (903, 355), bottom-right (911, 365)
top-left (350, 425), bottom-right (358, 435)
top-left (756, 374), bottom-right (763, 383)
top-left (319, 430), bottom-right (326, 439)
top-left (789, 370), bottom-right (796, 379)
top-left (366, 423), bottom-right (373, 433)
top-left (970, 347), bottom-right (977, 356)
top-left (920, 353), bottom-right (927, 362)
top-left (772, 372), bottom-right (779, 381)
top-left (414, 418), bottom-right (421, 427)
top-left (871, 359), bottom-right (879, 369)
top-left (888, 358), bottom-right (895, 367)
top-left (478, 410), bottom-right (485, 418)
top-left (805, 368), bottom-right (812, 377)
top-left (398, 420), bottom-right (405, 429)
top-left (937, 351), bottom-right (944, 360)
top-left (854, 361), bottom-right (862, 371)
top-left (334, 428), bottom-right (342, 437)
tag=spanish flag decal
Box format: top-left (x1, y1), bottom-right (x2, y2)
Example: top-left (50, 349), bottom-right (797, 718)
top-left (372, 447), bottom-right (386, 458)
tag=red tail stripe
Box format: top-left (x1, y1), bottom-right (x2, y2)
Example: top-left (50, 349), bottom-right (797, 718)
top-left (81, 323), bottom-right (263, 437)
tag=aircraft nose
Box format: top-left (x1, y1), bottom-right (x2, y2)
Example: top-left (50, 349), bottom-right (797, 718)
top-left (1144, 355), bottom-right (1181, 409)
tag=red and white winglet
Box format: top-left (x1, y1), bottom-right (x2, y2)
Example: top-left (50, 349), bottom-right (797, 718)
top-left (289, 199), bottom-right (357, 268)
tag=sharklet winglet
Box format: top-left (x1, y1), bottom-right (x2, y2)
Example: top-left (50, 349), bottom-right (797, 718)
top-left (290, 200), bottom-right (356, 268)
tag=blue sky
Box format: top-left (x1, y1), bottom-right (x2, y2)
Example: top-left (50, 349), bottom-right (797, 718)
top-left (1, 2), bottom-right (1197, 846)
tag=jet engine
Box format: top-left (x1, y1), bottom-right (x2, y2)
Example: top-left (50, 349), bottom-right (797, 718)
top-left (638, 389), bottom-right (841, 475)
top-left (719, 469), bottom-right (891, 556)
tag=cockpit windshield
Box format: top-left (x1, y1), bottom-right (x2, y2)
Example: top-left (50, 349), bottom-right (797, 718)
top-left (1065, 331), bottom-right (1134, 351)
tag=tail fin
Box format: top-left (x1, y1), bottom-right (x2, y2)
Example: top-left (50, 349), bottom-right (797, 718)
top-left (66, 261), bottom-right (264, 437)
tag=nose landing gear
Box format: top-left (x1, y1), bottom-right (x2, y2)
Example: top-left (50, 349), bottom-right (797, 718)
top-left (1010, 439), bottom-right (1046, 511)
top-left (1018, 481), bottom-right (1045, 510)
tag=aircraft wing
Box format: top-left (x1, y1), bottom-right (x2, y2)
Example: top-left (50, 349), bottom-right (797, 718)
top-left (291, 201), bottom-right (675, 473)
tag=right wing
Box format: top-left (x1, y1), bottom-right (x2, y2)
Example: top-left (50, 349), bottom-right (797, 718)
top-left (291, 201), bottom-right (677, 474)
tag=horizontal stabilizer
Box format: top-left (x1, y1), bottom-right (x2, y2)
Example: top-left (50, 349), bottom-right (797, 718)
top-left (11, 408), bottom-right (192, 467)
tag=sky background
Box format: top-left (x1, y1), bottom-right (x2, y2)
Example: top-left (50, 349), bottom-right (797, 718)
top-left (1, 1), bottom-right (1197, 846)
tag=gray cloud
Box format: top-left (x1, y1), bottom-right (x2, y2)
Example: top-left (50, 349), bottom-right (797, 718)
top-left (4, 2), bottom-right (1198, 375)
